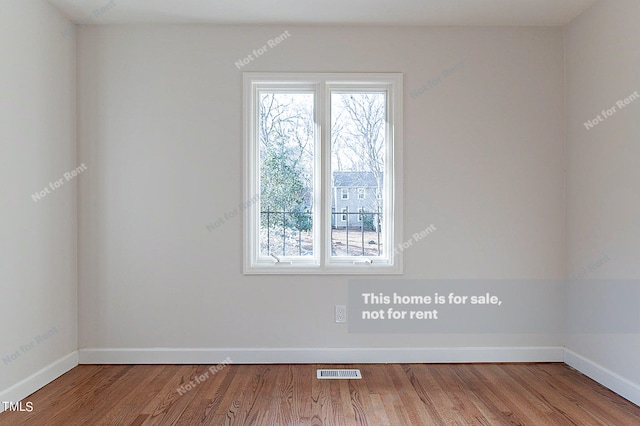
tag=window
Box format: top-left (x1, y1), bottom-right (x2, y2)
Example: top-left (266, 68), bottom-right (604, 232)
top-left (243, 73), bottom-right (403, 274)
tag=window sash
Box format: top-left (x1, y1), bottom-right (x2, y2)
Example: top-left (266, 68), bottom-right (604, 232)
top-left (243, 73), bottom-right (402, 274)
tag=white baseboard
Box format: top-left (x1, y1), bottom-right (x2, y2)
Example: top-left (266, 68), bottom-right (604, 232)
top-left (564, 348), bottom-right (640, 407)
top-left (79, 346), bottom-right (564, 364)
top-left (0, 351), bottom-right (78, 414)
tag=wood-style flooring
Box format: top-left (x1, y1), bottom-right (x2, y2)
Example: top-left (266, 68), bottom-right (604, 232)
top-left (1, 363), bottom-right (639, 425)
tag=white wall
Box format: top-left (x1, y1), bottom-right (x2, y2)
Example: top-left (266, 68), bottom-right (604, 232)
top-left (4, 0), bottom-right (639, 409)
top-left (77, 24), bottom-right (566, 359)
top-left (565, 0), bottom-right (640, 404)
top-left (0, 0), bottom-right (77, 407)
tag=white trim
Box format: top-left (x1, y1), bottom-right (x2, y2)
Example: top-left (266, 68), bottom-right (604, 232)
top-left (243, 72), bottom-right (403, 274)
top-left (0, 351), bottom-right (78, 414)
top-left (78, 347), bottom-right (562, 365)
top-left (325, 80), bottom-right (402, 273)
top-left (564, 348), bottom-right (640, 407)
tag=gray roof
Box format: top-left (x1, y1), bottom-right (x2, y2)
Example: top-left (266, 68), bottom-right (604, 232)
top-left (333, 171), bottom-right (382, 187)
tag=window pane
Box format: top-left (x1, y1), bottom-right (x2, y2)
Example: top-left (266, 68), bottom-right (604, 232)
top-left (258, 92), bottom-right (314, 257)
top-left (330, 92), bottom-right (386, 257)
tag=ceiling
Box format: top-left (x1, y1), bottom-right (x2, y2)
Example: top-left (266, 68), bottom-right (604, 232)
top-left (48, 0), bottom-right (598, 26)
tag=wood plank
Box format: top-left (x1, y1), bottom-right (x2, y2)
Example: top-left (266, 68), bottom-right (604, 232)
top-left (530, 363), bottom-right (636, 425)
top-left (1, 363), bottom-right (639, 425)
top-left (450, 364), bottom-right (525, 425)
top-left (387, 364), bottom-right (441, 424)
top-left (174, 362), bottom-right (234, 425)
top-left (140, 364), bottom-right (208, 425)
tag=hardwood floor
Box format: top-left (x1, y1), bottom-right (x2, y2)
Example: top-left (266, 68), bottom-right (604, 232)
top-left (1, 363), bottom-right (639, 425)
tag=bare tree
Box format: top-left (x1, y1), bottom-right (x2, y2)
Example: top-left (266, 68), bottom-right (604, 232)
top-left (344, 94), bottom-right (385, 163)
top-left (258, 93), bottom-right (315, 255)
top-left (331, 93), bottom-right (385, 185)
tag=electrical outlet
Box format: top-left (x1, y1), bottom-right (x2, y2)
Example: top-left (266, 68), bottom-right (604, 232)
top-left (335, 305), bottom-right (347, 323)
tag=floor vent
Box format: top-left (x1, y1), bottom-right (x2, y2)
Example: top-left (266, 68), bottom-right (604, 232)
top-left (316, 369), bottom-right (362, 379)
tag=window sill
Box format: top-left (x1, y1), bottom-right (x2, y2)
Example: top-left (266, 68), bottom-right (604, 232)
top-left (243, 261), bottom-right (403, 275)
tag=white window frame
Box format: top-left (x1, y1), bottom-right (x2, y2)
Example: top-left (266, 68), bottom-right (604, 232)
top-left (357, 187), bottom-right (365, 200)
top-left (341, 188), bottom-right (349, 200)
top-left (243, 72), bottom-right (403, 274)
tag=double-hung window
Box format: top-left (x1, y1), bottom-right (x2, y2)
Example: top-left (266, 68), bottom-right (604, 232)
top-left (243, 73), bottom-right (402, 274)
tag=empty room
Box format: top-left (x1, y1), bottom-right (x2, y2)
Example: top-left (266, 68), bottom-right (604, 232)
top-left (2, 0), bottom-right (640, 424)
